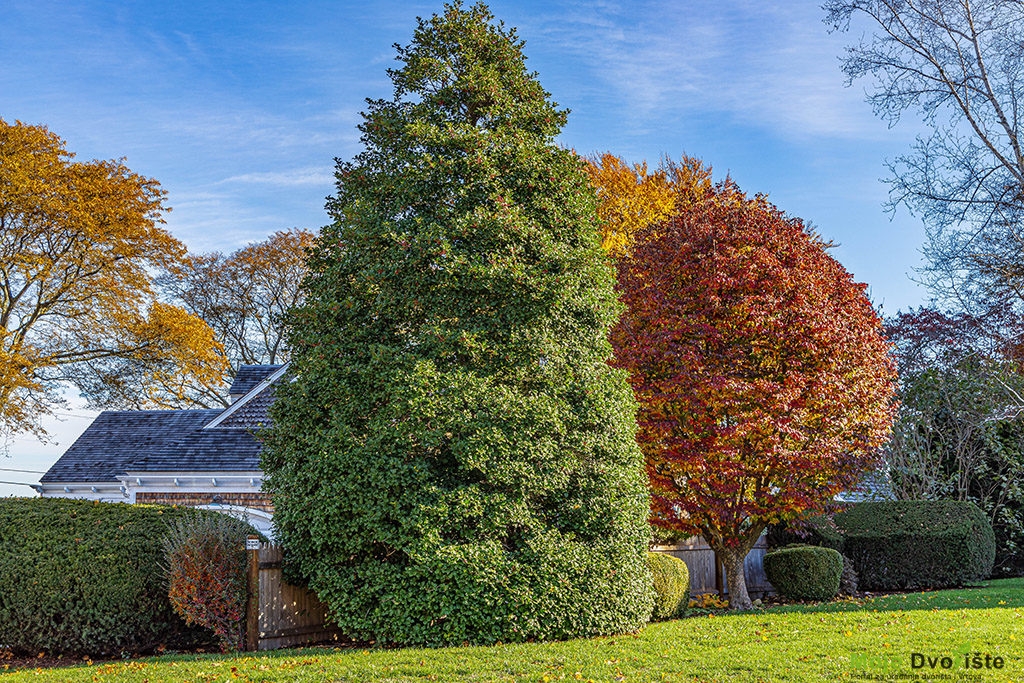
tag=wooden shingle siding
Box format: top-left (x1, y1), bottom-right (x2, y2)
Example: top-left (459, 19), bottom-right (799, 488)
top-left (136, 491), bottom-right (274, 513)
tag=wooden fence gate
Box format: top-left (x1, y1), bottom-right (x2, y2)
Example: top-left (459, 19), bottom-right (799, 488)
top-left (245, 540), bottom-right (344, 651)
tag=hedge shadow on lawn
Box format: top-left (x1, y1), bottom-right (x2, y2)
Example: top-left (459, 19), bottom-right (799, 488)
top-left (724, 578), bottom-right (1024, 616)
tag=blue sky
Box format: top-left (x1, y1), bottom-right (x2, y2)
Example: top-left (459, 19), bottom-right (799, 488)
top-left (1, 0), bottom-right (931, 494)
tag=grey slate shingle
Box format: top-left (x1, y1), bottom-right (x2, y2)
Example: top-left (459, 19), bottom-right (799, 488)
top-left (212, 390), bottom-right (276, 430)
top-left (41, 365), bottom-right (285, 485)
top-left (40, 410), bottom-right (221, 483)
top-left (127, 424), bottom-right (264, 474)
top-left (837, 469), bottom-right (895, 502)
top-left (228, 365), bottom-right (284, 397)
top-left (40, 411), bottom-right (263, 484)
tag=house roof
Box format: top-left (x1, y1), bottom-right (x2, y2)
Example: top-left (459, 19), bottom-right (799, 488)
top-left (40, 410), bottom-right (226, 483)
top-left (836, 469), bottom-right (895, 502)
top-left (41, 365), bottom-right (285, 484)
top-left (206, 365), bottom-right (288, 430)
top-left (126, 418), bottom-right (265, 474)
top-left (210, 390), bottom-right (276, 430)
top-left (229, 364), bottom-right (284, 397)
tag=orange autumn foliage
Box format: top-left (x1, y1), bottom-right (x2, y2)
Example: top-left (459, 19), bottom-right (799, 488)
top-left (0, 119), bottom-right (227, 434)
top-left (585, 153), bottom-right (712, 256)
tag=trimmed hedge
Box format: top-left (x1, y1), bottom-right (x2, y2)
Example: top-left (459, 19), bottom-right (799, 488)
top-left (835, 501), bottom-right (995, 590)
top-left (0, 498), bottom-right (226, 655)
top-left (763, 545), bottom-right (843, 601)
top-left (647, 552), bottom-right (689, 621)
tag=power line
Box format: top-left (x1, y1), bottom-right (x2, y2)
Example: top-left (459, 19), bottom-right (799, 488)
top-left (0, 480), bottom-right (37, 487)
top-left (0, 467), bottom-right (46, 474)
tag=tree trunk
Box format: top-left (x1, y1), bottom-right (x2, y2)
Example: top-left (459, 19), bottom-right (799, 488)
top-left (708, 526), bottom-right (765, 611)
top-left (719, 545), bottom-right (753, 610)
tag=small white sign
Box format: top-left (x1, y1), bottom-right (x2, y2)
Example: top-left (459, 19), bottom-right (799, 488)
top-left (245, 538), bottom-right (261, 551)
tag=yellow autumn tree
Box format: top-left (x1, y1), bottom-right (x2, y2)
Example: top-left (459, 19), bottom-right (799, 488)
top-left (586, 153), bottom-right (675, 257)
top-left (663, 155), bottom-right (714, 212)
top-left (585, 153), bottom-right (714, 257)
top-left (0, 119), bottom-right (228, 436)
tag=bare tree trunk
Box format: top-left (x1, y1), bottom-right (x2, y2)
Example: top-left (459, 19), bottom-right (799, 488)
top-left (708, 525), bottom-right (764, 611)
top-left (719, 545), bottom-right (753, 610)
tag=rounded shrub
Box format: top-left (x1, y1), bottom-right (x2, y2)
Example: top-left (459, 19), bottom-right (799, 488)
top-left (763, 545), bottom-right (843, 601)
top-left (0, 498), bottom-right (215, 655)
top-left (835, 500), bottom-right (995, 590)
top-left (647, 552), bottom-right (690, 621)
top-left (163, 512), bottom-right (258, 652)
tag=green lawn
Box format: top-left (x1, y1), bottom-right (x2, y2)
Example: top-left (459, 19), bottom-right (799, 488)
top-left (4, 579), bottom-right (1023, 682)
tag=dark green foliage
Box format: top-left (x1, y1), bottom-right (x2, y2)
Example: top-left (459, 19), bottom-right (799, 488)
top-left (0, 498), bottom-right (210, 656)
top-left (261, 2), bottom-right (652, 646)
top-left (647, 553), bottom-right (689, 621)
top-left (838, 554), bottom-right (859, 596)
top-left (764, 545), bottom-right (843, 601)
top-left (163, 513), bottom-right (257, 652)
top-left (887, 354), bottom-right (1024, 577)
top-left (767, 516), bottom-right (845, 553)
top-left (835, 501), bottom-right (995, 590)
top-left (976, 418), bottom-right (1024, 576)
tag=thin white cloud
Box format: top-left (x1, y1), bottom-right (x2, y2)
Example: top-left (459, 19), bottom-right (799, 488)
top-left (529, 0), bottom-right (903, 141)
top-left (219, 167), bottom-right (334, 187)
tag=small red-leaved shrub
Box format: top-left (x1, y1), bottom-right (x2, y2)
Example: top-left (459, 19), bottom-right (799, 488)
top-left (162, 513), bottom-right (254, 652)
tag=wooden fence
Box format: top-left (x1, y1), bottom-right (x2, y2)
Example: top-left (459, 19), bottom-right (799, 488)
top-left (652, 535), bottom-right (774, 598)
top-left (242, 535), bottom-right (772, 651)
top-left (245, 540), bottom-right (344, 651)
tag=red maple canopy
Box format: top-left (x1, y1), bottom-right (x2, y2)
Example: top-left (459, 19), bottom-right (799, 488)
top-left (612, 182), bottom-right (896, 607)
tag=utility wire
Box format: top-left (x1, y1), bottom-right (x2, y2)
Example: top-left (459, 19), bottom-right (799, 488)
top-left (0, 480), bottom-right (37, 487)
top-left (0, 467), bottom-right (46, 474)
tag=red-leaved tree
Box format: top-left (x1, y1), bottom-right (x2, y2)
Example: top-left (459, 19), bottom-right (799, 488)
top-left (612, 181), bottom-right (897, 609)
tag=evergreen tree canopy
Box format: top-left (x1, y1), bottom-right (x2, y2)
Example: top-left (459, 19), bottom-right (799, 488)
top-left (262, 1), bottom-right (652, 646)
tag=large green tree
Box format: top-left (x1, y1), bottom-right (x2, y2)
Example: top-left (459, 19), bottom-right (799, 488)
top-left (262, 2), bottom-right (652, 646)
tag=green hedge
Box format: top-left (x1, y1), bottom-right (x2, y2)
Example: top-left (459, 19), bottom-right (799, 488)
top-left (647, 552), bottom-right (689, 621)
top-left (835, 501), bottom-right (995, 590)
top-left (764, 545), bottom-right (843, 601)
top-left (0, 498), bottom-right (224, 656)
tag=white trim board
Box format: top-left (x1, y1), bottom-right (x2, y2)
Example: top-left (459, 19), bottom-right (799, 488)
top-left (204, 364), bottom-right (289, 429)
